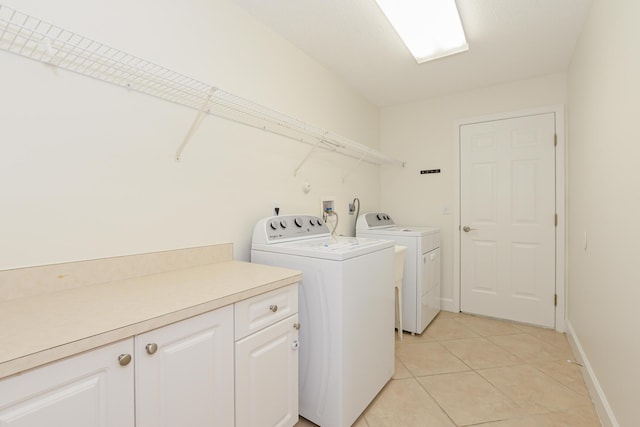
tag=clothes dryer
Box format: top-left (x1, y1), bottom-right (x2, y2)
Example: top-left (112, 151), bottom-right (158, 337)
top-left (357, 212), bottom-right (441, 334)
top-left (252, 215), bottom-right (395, 427)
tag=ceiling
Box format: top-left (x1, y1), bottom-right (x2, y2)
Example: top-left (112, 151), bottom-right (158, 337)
top-left (230, 0), bottom-right (592, 107)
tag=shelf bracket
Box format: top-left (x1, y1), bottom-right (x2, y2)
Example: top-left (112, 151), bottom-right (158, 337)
top-left (293, 138), bottom-right (324, 177)
top-left (175, 87), bottom-right (216, 161)
top-left (341, 152), bottom-right (368, 183)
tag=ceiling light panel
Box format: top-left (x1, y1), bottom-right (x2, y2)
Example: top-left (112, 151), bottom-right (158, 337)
top-left (375, 0), bottom-right (469, 63)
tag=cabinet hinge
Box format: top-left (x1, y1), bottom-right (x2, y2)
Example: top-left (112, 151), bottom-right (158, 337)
top-left (554, 294), bottom-right (558, 306)
top-left (554, 213), bottom-right (558, 227)
top-left (554, 133), bottom-right (557, 146)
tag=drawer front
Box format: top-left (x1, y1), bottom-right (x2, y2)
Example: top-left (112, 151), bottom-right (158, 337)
top-left (235, 284), bottom-right (298, 340)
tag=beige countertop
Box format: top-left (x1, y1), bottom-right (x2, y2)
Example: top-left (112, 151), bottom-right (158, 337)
top-left (0, 260), bottom-right (301, 379)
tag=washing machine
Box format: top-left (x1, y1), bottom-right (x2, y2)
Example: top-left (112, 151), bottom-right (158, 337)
top-left (251, 214), bottom-right (395, 427)
top-left (356, 212), bottom-right (441, 334)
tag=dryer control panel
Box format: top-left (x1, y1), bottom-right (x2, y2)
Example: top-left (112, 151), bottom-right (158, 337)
top-left (358, 212), bottom-right (395, 230)
top-left (253, 215), bottom-right (330, 244)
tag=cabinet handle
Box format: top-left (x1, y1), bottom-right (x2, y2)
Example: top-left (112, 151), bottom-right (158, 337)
top-left (118, 353), bottom-right (132, 366)
top-left (146, 343), bottom-right (158, 355)
top-left (293, 323), bottom-right (301, 330)
top-left (269, 304), bottom-right (278, 312)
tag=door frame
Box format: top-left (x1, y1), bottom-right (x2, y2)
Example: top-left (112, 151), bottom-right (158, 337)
top-left (452, 105), bottom-right (566, 332)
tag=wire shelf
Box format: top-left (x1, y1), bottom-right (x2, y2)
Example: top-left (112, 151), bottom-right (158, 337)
top-left (0, 4), bottom-right (404, 167)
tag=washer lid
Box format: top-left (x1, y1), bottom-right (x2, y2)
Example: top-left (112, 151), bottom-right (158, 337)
top-left (252, 235), bottom-right (394, 261)
top-left (385, 225), bottom-right (440, 236)
top-left (358, 225), bottom-right (439, 237)
top-left (356, 212), bottom-right (440, 236)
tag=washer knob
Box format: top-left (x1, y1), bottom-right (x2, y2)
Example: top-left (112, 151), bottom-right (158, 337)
top-left (309, 219), bottom-right (316, 226)
top-left (377, 214), bottom-right (383, 220)
top-left (269, 220), bottom-right (279, 230)
top-left (294, 217), bottom-right (303, 227)
top-left (280, 220), bottom-right (288, 229)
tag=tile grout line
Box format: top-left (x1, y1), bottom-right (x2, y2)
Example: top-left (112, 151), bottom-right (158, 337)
top-left (301, 313), bottom-right (598, 427)
top-left (419, 315), bottom-right (564, 425)
top-left (528, 362), bottom-right (596, 404)
top-left (412, 371), bottom-right (462, 426)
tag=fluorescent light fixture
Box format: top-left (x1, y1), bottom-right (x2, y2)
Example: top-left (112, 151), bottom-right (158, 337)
top-left (375, 0), bottom-right (469, 63)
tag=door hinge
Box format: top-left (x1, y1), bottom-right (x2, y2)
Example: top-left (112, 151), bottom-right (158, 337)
top-left (554, 213), bottom-right (558, 226)
top-left (554, 294), bottom-right (558, 306)
top-left (554, 133), bottom-right (557, 146)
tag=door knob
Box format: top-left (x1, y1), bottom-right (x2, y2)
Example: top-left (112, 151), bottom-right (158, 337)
top-left (462, 225), bottom-right (477, 232)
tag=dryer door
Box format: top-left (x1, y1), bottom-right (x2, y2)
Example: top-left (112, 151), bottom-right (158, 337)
top-left (420, 248), bottom-right (441, 332)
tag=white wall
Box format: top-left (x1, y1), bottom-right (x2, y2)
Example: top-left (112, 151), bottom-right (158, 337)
top-left (567, 0), bottom-right (640, 425)
top-left (380, 73), bottom-right (567, 310)
top-left (0, 0), bottom-right (383, 269)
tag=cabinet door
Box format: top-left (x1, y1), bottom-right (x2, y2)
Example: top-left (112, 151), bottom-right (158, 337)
top-left (235, 314), bottom-right (299, 427)
top-left (0, 339), bottom-right (134, 427)
top-left (135, 305), bottom-right (234, 427)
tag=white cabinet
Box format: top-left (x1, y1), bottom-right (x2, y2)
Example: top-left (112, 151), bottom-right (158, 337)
top-left (0, 286), bottom-right (297, 427)
top-left (135, 305), bottom-right (234, 427)
top-left (0, 339), bottom-right (134, 427)
top-left (235, 284), bottom-right (299, 427)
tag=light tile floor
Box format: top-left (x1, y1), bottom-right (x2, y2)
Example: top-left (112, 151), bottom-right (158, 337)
top-left (295, 311), bottom-right (601, 427)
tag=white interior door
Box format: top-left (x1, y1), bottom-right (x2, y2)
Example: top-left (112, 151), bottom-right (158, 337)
top-left (460, 113), bottom-right (556, 327)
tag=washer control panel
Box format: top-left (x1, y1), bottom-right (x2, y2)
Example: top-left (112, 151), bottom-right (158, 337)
top-left (257, 215), bottom-right (330, 243)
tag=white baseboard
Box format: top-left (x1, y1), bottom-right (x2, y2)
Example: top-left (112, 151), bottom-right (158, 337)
top-left (440, 298), bottom-right (457, 313)
top-left (565, 320), bottom-right (619, 427)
